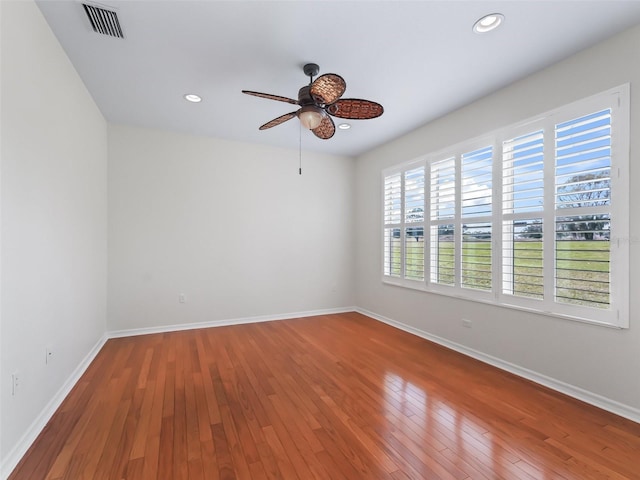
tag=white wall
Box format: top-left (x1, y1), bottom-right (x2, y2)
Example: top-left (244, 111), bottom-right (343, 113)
top-left (355, 25), bottom-right (640, 414)
top-left (108, 125), bottom-right (354, 331)
top-left (0, 0), bottom-right (107, 470)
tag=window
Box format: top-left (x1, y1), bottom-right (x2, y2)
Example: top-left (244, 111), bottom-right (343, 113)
top-left (382, 85), bottom-right (629, 328)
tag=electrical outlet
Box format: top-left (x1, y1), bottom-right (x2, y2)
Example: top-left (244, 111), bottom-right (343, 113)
top-left (462, 318), bottom-right (472, 328)
top-left (11, 372), bottom-right (20, 396)
top-left (46, 346), bottom-right (54, 365)
top-left (179, 293), bottom-right (186, 303)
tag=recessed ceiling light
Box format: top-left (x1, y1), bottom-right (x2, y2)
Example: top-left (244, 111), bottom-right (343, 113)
top-left (184, 93), bottom-right (202, 103)
top-left (473, 13), bottom-right (504, 34)
top-left (338, 123), bottom-right (351, 130)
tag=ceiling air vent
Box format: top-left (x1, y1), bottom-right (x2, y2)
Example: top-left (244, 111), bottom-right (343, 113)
top-left (82, 3), bottom-right (124, 38)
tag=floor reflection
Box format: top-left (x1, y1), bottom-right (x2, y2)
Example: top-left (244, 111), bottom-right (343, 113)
top-left (382, 372), bottom-right (526, 477)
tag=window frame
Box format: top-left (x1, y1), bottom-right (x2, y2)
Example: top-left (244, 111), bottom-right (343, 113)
top-left (381, 85), bottom-right (630, 329)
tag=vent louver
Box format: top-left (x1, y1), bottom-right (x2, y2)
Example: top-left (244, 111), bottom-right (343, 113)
top-left (82, 3), bottom-right (123, 38)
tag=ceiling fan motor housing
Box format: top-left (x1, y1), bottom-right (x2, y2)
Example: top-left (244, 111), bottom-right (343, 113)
top-left (298, 86), bottom-right (314, 106)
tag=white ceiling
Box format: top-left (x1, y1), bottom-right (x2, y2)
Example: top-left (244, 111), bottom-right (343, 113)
top-left (36, 1), bottom-right (640, 157)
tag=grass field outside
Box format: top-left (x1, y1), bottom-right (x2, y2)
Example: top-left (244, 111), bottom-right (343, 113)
top-left (392, 238), bottom-right (610, 308)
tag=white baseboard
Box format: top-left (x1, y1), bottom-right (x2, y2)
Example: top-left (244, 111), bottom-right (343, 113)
top-left (356, 307), bottom-right (640, 424)
top-left (107, 306), bottom-right (357, 338)
top-left (1, 334), bottom-right (108, 480)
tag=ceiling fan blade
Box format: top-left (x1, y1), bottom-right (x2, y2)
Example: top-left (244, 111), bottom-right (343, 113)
top-left (242, 90), bottom-right (299, 105)
top-left (259, 111), bottom-right (298, 130)
top-left (327, 98), bottom-right (384, 119)
top-left (310, 74), bottom-right (346, 105)
top-left (312, 114), bottom-right (336, 140)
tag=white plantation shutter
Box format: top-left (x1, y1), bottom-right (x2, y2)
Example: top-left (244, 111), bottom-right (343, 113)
top-left (382, 85), bottom-right (628, 328)
top-left (555, 110), bottom-right (611, 209)
top-left (554, 109), bottom-right (612, 309)
top-left (502, 131), bottom-right (545, 216)
top-left (383, 166), bottom-right (425, 281)
top-left (383, 173), bottom-right (401, 277)
top-left (461, 146), bottom-right (493, 218)
top-left (502, 131), bottom-right (545, 299)
top-left (404, 167), bottom-right (425, 281)
top-left (384, 173), bottom-right (402, 224)
top-left (429, 158), bottom-right (455, 285)
top-left (461, 146), bottom-right (493, 291)
top-left (430, 158), bottom-right (455, 221)
top-left (404, 167), bottom-right (424, 220)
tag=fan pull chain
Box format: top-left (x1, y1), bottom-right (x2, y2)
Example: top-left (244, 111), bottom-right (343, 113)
top-left (299, 121), bottom-right (302, 175)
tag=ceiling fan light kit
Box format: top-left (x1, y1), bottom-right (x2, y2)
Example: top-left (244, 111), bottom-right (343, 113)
top-left (298, 105), bottom-right (325, 130)
top-left (242, 63), bottom-right (383, 140)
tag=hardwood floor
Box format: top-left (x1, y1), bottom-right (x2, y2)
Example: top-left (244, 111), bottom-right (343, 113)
top-left (9, 312), bottom-right (640, 479)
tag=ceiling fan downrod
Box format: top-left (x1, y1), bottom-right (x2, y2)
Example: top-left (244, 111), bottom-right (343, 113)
top-left (303, 63), bottom-right (320, 84)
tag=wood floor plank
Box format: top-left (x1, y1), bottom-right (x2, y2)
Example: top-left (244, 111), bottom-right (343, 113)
top-left (140, 336), bottom-right (168, 480)
top-left (8, 313), bottom-right (640, 479)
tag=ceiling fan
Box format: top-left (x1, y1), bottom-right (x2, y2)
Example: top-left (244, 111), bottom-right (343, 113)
top-left (242, 63), bottom-right (383, 140)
